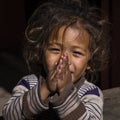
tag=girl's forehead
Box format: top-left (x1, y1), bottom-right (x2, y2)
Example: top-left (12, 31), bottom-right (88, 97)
top-left (49, 25), bottom-right (90, 43)
top-left (48, 26), bottom-right (90, 53)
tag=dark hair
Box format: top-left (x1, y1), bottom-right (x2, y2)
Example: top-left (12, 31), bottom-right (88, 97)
top-left (24, 0), bottom-right (110, 78)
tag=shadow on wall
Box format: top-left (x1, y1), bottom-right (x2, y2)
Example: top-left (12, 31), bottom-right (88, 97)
top-left (0, 52), bottom-right (28, 93)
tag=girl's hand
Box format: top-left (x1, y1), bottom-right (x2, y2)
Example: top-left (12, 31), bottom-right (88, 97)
top-left (46, 53), bottom-right (72, 95)
top-left (56, 53), bottom-right (72, 93)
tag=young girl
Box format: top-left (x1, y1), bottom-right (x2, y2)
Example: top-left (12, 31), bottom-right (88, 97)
top-left (2, 0), bottom-right (110, 119)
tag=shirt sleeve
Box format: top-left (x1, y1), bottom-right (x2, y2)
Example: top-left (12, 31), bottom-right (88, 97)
top-left (2, 74), bottom-right (48, 120)
top-left (78, 81), bottom-right (103, 120)
top-left (50, 80), bottom-right (103, 120)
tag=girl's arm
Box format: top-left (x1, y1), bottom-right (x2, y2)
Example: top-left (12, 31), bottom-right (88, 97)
top-left (2, 74), bottom-right (48, 120)
top-left (51, 80), bottom-right (103, 120)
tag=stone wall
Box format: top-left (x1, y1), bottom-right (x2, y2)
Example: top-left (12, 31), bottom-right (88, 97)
top-left (103, 87), bottom-right (120, 120)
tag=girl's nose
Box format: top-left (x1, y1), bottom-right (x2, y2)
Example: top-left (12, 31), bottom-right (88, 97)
top-left (64, 51), bottom-right (75, 72)
top-left (65, 51), bottom-right (71, 64)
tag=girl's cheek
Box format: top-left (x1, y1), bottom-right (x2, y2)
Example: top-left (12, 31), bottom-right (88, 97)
top-left (46, 56), bottom-right (60, 70)
top-left (69, 64), bottom-right (75, 72)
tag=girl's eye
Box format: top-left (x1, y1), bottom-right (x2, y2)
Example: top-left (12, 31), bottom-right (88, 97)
top-left (73, 51), bottom-right (84, 57)
top-left (48, 47), bottom-right (60, 53)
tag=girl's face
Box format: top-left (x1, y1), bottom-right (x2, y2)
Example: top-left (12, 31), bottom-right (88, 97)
top-left (44, 26), bottom-right (90, 83)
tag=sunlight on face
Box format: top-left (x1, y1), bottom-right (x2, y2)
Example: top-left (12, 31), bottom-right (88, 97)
top-left (44, 25), bottom-right (90, 82)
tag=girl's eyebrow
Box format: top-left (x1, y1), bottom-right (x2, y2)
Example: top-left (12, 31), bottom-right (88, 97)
top-left (48, 42), bottom-right (62, 46)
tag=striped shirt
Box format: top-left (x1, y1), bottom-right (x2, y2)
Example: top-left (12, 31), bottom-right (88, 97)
top-left (2, 74), bottom-right (103, 120)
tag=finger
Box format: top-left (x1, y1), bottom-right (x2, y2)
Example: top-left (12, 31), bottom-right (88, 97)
top-left (58, 53), bottom-right (68, 72)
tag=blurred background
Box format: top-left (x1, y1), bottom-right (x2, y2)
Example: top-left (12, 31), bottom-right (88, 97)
top-left (0, 0), bottom-right (120, 93)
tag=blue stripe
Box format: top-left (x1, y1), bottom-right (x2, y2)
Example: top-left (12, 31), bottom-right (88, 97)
top-left (84, 88), bottom-right (100, 96)
top-left (18, 79), bottom-right (30, 89)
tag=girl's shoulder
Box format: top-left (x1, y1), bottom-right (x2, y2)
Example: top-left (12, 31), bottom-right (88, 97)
top-left (17, 74), bottom-right (39, 90)
top-left (22, 74), bottom-right (38, 83)
top-left (77, 80), bottom-right (103, 98)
